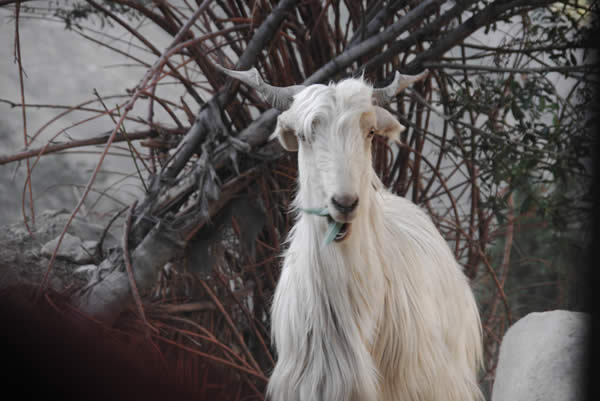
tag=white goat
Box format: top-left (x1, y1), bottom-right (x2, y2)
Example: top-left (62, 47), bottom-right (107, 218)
top-left (219, 66), bottom-right (484, 401)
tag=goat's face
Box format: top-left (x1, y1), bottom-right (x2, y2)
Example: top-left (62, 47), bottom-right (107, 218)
top-left (274, 79), bottom-right (405, 230)
top-left (216, 65), bottom-right (427, 240)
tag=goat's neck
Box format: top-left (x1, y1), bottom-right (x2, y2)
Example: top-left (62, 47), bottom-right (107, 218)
top-left (291, 178), bottom-right (386, 344)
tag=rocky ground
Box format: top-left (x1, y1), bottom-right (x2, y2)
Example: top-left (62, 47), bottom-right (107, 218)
top-left (0, 208), bottom-right (591, 401)
top-left (0, 208), bottom-right (120, 293)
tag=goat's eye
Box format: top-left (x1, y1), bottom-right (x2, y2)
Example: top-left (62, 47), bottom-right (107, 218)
top-left (367, 127), bottom-right (376, 139)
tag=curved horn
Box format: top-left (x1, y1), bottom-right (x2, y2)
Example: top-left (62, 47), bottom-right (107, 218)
top-left (372, 70), bottom-right (429, 106)
top-left (216, 65), bottom-right (305, 110)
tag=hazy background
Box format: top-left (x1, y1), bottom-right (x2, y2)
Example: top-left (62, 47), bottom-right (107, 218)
top-left (0, 7), bottom-right (182, 225)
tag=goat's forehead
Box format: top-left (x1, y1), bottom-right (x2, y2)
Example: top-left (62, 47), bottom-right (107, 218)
top-left (291, 79), bottom-right (374, 128)
top-left (333, 78), bottom-right (374, 107)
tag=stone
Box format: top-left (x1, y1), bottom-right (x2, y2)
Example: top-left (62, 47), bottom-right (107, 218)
top-left (74, 264), bottom-right (98, 275)
top-left (492, 310), bottom-right (589, 401)
top-left (0, 209), bottom-right (110, 291)
top-left (41, 232), bottom-right (99, 264)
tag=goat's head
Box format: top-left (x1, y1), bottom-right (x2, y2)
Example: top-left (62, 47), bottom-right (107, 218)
top-left (218, 66), bottom-right (427, 238)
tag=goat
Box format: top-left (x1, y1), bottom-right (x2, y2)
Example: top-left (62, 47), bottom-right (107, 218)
top-left (218, 66), bottom-right (484, 401)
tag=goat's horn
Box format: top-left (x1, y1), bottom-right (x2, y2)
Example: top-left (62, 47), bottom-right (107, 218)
top-left (216, 65), bottom-right (305, 110)
top-left (372, 70), bottom-right (429, 106)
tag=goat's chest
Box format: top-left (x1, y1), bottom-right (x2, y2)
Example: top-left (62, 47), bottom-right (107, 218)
top-left (346, 257), bottom-right (386, 350)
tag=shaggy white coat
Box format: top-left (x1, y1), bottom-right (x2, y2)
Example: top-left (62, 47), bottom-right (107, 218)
top-left (267, 78), bottom-right (483, 401)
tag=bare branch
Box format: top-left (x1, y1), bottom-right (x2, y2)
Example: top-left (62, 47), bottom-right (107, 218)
top-left (307, 0), bottom-right (442, 83)
top-left (0, 128), bottom-right (184, 166)
top-left (423, 61), bottom-right (597, 74)
top-left (122, 200), bottom-right (158, 338)
top-left (406, 0), bottom-right (557, 73)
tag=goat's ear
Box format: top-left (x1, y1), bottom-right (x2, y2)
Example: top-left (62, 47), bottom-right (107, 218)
top-left (374, 106), bottom-right (405, 143)
top-left (271, 113), bottom-right (299, 151)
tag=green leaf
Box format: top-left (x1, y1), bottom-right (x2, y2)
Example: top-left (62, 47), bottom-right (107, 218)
top-left (302, 207), bottom-right (330, 216)
top-left (302, 207), bottom-right (344, 246)
top-left (520, 195), bottom-right (535, 214)
top-left (511, 101), bottom-right (525, 120)
top-left (495, 210), bottom-right (505, 225)
top-left (323, 221), bottom-right (343, 247)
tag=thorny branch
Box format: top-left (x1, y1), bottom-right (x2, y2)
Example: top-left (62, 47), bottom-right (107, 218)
top-left (0, 128), bottom-right (184, 165)
top-left (13, 2), bottom-right (35, 230)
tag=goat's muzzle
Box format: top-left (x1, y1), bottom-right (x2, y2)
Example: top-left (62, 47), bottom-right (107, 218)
top-left (331, 194), bottom-right (359, 215)
top-left (328, 194), bottom-right (358, 242)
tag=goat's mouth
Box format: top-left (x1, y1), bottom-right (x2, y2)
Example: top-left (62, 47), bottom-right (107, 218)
top-left (327, 215), bottom-right (352, 242)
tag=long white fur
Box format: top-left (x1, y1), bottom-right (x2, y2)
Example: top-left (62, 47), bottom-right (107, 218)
top-left (267, 77), bottom-right (483, 401)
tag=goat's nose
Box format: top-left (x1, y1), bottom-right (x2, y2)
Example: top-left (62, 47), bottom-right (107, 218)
top-left (331, 194), bottom-right (359, 214)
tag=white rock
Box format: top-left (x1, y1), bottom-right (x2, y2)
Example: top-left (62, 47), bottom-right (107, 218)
top-left (74, 264), bottom-right (98, 275)
top-left (41, 233), bottom-right (98, 264)
top-left (492, 310), bottom-right (589, 401)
